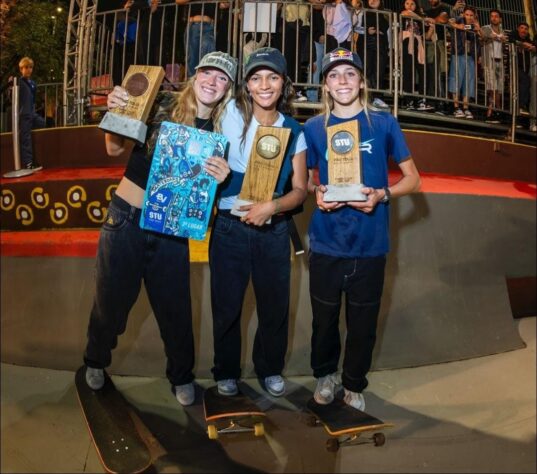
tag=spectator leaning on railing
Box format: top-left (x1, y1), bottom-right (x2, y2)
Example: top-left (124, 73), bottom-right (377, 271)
top-left (509, 21), bottom-right (536, 129)
top-left (424, 0), bottom-right (451, 115)
top-left (447, 5), bottom-right (481, 120)
top-left (399, 0), bottom-right (434, 111)
top-left (354, 0), bottom-right (391, 109)
top-left (480, 8), bottom-right (507, 124)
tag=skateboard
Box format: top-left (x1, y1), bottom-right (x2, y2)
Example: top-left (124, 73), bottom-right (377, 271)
top-left (306, 397), bottom-right (393, 452)
top-left (75, 366), bottom-right (152, 473)
top-left (203, 386), bottom-right (266, 439)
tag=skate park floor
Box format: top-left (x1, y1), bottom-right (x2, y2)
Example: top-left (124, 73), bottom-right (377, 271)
top-left (1, 316), bottom-right (535, 473)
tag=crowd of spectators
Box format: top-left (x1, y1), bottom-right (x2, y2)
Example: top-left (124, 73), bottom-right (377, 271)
top-left (99, 0), bottom-right (537, 131)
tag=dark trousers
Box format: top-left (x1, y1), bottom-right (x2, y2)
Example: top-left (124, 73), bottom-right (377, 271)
top-left (279, 21), bottom-right (311, 84)
top-left (209, 212), bottom-right (291, 381)
top-left (519, 68), bottom-right (530, 110)
top-left (402, 38), bottom-right (425, 95)
top-left (19, 113), bottom-right (45, 167)
top-left (84, 194), bottom-right (194, 386)
top-left (309, 252), bottom-right (386, 393)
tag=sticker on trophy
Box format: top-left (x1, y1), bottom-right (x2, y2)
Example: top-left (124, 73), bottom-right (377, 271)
top-left (98, 65), bottom-right (165, 145)
top-left (231, 126), bottom-right (291, 220)
top-left (323, 120), bottom-right (366, 202)
top-left (124, 73), bottom-right (150, 97)
top-left (256, 135), bottom-right (281, 159)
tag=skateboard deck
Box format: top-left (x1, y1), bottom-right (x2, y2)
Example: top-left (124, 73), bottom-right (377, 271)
top-left (75, 366), bottom-right (152, 473)
top-left (307, 397), bottom-right (393, 451)
top-left (203, 386), bottom-right (266, 439)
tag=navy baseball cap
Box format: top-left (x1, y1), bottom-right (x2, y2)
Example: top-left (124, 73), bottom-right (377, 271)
top-left (244, 47), bottom-right (287, 77)
top-left (321, 48), bottom-right (363, 76)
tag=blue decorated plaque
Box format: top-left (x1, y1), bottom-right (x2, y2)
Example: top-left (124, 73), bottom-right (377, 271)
top-left (140, 121), bottom-right (228, 240)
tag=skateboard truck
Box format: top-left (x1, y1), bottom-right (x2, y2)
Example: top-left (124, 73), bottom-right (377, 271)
top-left (207, 420), bottom-right (265, 439)
top-left (204, 386), bottom-right (266, 440)
top-left (306, 397), bottom-right (393, 452)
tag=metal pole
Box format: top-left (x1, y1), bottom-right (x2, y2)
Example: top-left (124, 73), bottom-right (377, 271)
top-left (393, 12), bottom-right (400, 117)
top-left (3, 78), bottom-right (34, 178)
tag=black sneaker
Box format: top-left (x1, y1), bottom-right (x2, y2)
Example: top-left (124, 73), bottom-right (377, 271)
top-left (485, 113), bottom-right (501, 124)
top-left (25, 162), bottom-right (43, 171)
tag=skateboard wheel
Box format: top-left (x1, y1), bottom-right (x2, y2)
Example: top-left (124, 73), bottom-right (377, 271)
top-left (254, 423), bottom-right (264, 437)
top-left (207, 424), bottom-right (218, 440)
top-left (373, 432), bottom-right (385, 446)
top-left (326, 438), bottom-right (339, 452)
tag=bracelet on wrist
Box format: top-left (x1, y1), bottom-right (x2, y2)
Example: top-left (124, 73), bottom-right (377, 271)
top-left (274, 199), bottom-right (281, 214)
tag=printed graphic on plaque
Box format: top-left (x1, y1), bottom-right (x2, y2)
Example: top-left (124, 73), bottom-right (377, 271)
top-left (140, 121), bottom-right (228, 241)
top-left (323, 120), bottom-right (366, 202)
top-left (99, 65), bottom-right (165, 144)
top-left (231, 126), bottom-right (291, 218)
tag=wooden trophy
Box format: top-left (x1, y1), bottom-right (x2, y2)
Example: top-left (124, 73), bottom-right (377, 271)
top-left (99, 65), bottom-right (165, 144)
top-left (323, 121), bottom-right (366, 202)
top-left (231, 126), bottom-right (291, 221)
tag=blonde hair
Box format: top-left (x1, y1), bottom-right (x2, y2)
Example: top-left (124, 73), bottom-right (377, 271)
top-left (19, 57), bottom-right (34, 69)
top-left (147, 73), bottom-right (234, 152)
top-left (320, 67), bottom-right (381, 127)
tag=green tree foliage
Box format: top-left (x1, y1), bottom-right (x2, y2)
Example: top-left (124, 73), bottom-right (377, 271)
top-left (1, 0), bottom-right (68, 84)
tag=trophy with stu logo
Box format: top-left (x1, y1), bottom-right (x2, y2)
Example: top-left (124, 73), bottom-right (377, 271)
top-left (99, 65), bottom-right (165, 144)
top-left (231, 126), bottom-right (291, 221)
top-left (323, 121), bottom-right (366, 202)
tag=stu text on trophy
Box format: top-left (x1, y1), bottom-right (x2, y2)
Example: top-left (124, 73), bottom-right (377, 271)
top-left (323, 120), bottom-right (366, 202)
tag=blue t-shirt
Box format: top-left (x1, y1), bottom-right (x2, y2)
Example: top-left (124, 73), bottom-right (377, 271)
top-left (304, 110), bottom-right (410, 258)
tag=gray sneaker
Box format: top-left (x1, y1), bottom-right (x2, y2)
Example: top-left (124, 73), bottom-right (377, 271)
top-left (265, 375), bottom-right (285, 396)
top-left (313, 372), bottom-right (340, 405)
top-left (343, 389), bottom-right (365, 411)
top-left (85, 367), bottom-right (104, 390)
top-left (175, 383), bottom-right (195, 406)
top-left (217, 379), bottom-right (238, 396)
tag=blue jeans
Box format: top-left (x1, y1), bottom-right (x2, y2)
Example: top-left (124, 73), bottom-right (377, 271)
top-left (185, 22), bottom-right (215, 78)
top-left (84, 194), bottom-right (194, 386)
top-left (309, 252), bottom-right (386, 393)
top-left (448, 55), bottom-right (476, 99)
top-left (209, 211), bottom-right (291, 381)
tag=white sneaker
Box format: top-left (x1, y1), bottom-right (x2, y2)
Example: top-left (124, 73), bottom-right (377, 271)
top-left (463, 109), bottom-right (474, 119)
top-left (85, 367), bottom-right (104, 390)
top-left (417, 99), bottom-right (434, 111)
top-left (373, 97), bottom-right (390, 109)
top-left (295, 91), bottom-right (308, 102)
top-left (265, 375), bottom-right (285, 396)
top-left (314, 373), bottom-right (340, 405)
top-left (175, 383), bottom-right (195, 406)
top-left (453, 108), bottom-right (465, 118)
top-left (343, 389), bottom-right (365, 411)
top-left (217, 379), bottom-right (238, 396)
top-left (530, 124), bottom-right (537, 132)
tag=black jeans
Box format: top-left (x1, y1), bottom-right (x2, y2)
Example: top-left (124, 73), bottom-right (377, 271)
top-left (209, 211), bottom-right (291, 381)
top-left (309, 252), bottom-right (386, 393)
top-left (84, 194), bottom-right (194, 386)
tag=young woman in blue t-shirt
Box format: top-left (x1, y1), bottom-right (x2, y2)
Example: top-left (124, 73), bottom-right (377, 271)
top-left (304, 47), bottom-right (421, 410)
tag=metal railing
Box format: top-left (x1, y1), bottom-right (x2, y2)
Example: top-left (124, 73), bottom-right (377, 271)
top-left (2, 1), bottom-right (535, 142)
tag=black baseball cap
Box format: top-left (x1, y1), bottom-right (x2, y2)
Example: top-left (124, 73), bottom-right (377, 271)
top-left (321, 48), bottom-right (363, 76)
top-left (244, 47), bottom-right (287, 77)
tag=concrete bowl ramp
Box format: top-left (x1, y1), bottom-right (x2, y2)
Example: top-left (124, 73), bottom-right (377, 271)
top-left (1, 128), bottom-right (535, 377)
